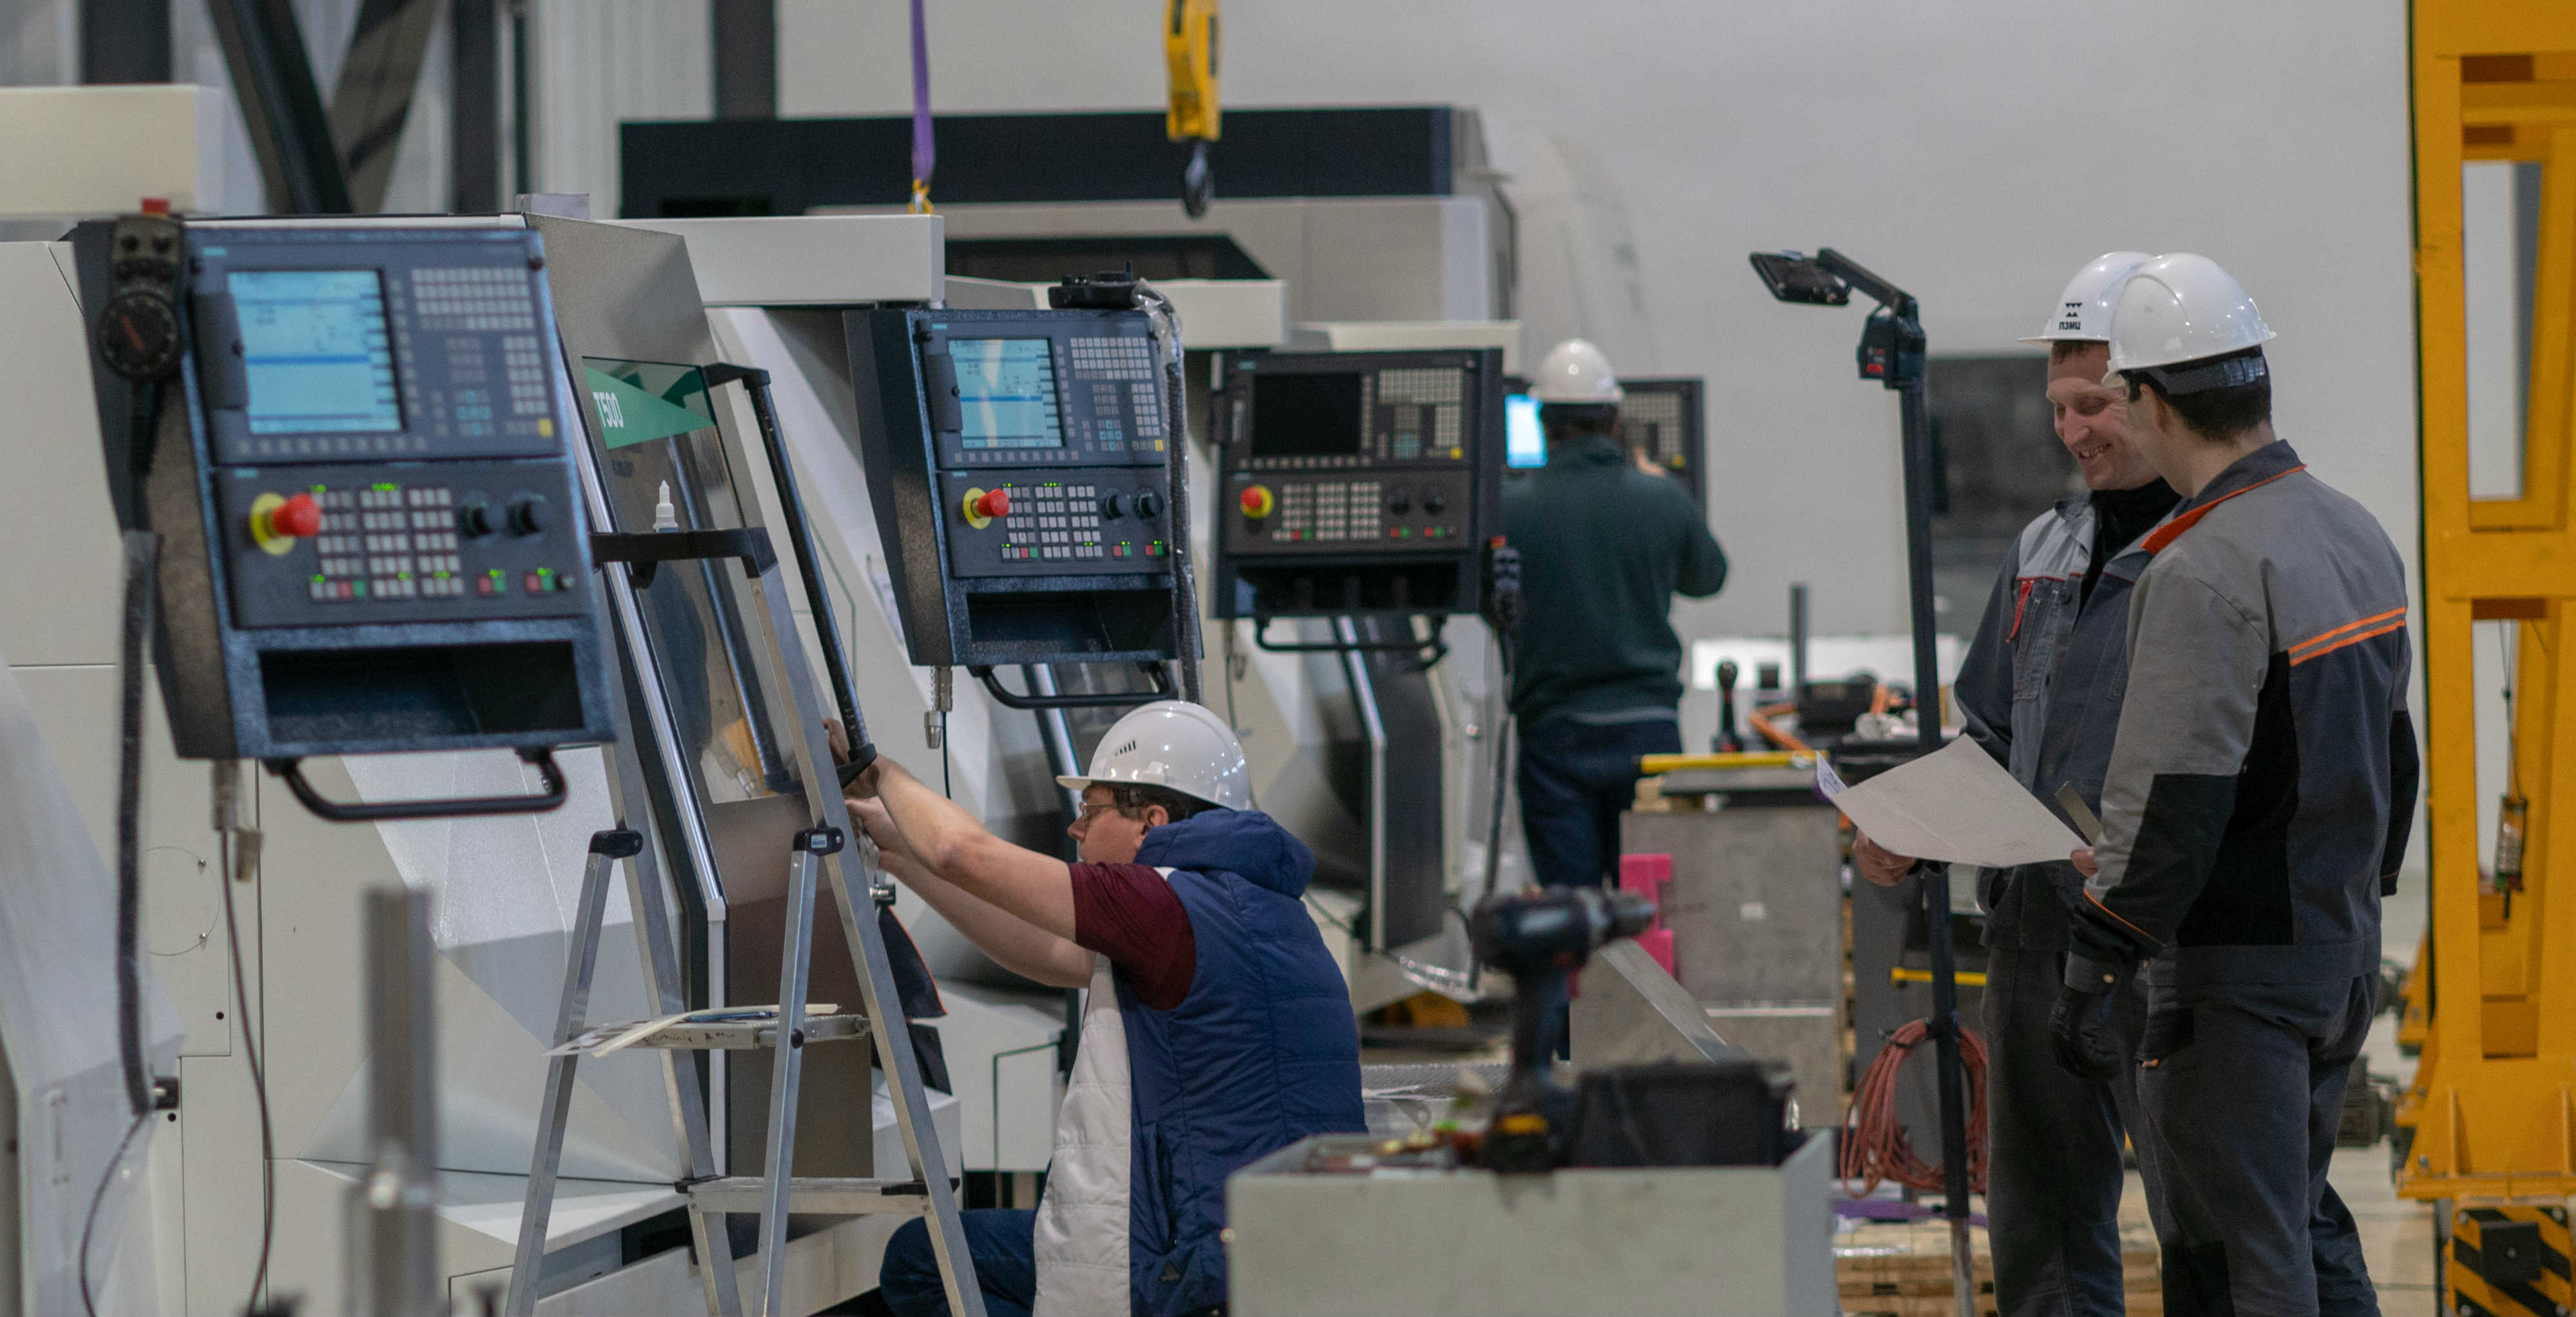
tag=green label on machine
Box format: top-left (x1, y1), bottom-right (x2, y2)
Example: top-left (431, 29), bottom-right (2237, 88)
top-left (583, 365), bottom-right (714, 449)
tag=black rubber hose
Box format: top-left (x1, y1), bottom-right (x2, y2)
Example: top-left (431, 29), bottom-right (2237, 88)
top-left (115, 529), bottom-right (158, 1118)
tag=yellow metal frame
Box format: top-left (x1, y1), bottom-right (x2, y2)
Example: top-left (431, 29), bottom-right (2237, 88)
top-left (2398, 3), bottom-right (2576, 1203)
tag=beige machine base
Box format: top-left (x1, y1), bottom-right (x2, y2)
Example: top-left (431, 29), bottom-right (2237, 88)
top-left (1227, 1133), bottom-right (1839, 1317)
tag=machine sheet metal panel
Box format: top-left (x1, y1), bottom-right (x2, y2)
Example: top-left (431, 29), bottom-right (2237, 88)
top-left (1226, 1133), bottom-right (1839, 1316)
top-left (0, 647), bottom-right (185, 1316)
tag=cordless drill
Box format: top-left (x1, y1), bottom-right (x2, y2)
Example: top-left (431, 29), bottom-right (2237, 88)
top-left (1470, 886), bottom-right (1657, 1173)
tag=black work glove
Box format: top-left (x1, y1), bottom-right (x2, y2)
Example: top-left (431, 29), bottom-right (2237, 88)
top-left (2049, 971), bottom-right (2125, 1081)
top-left (2050, 911), bottom-right (2139, 1080)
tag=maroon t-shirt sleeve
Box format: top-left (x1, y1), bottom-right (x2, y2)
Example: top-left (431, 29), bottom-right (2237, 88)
top-left (1068, 862), bottom-right (1197, 1010)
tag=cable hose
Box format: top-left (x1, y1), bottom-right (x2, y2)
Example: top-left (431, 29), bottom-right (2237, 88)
top-left (1480, 632), bottom-right (1514, 904)
top-left (1839, 1017), bottom-right (1989, 1197)
top-left (114, 530), bottom-right (158, 1117)
top-left (1135, 283), bottom-right (1204, 705)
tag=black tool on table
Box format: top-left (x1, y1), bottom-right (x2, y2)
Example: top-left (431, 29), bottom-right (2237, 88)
top-left (1468, 886), bottom-right (1656, 1174)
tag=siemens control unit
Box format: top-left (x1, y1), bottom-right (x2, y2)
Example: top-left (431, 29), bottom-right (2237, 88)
top-left (846, 307), bottom-right (1182, 667)
top-left (1615, 377), bottom-right (1708, 510)
top-left (1213, 348), bottom-right (1505, 618)
top-left (1504, 375), bottom-right (1706, 511)
top-left (77, 219), bottom-right (616, 762)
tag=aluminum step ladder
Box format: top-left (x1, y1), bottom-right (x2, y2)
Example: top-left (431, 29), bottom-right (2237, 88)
top-left (506, 394), bottom-right (984, 1314)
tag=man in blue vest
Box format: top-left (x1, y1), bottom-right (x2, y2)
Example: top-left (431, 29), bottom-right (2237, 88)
top-left (849, 700), bottom-right (1365, 1317)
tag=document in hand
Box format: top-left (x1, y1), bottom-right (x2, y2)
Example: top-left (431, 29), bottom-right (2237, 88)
top-left (1816, 736), bottom-right (2086, 869)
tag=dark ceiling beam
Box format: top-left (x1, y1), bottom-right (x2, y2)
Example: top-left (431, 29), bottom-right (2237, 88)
top-left (81, 0), bottom-right (174, 83)
top-left (712, 0), bottom-right (776, 120)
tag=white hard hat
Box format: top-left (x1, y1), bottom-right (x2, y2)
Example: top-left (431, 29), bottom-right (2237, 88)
top-left (1530, 337), bottom-right (1624, 405)
top-left (2020, 251), bottom-right (2153, 345)
top-left (2103, 253), bottom-right (2278, 388)
top-left (1056, 700), bottom-right (1250, 811)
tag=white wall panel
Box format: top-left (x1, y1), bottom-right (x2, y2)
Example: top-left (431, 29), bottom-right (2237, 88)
top-left (535, 0), bottom-right (710, 214)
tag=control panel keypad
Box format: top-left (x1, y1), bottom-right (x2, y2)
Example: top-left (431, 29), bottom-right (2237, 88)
top-left (220, 462), bottom-right (585, 625)
top-left (942, 471), bottom-right (1171, 576)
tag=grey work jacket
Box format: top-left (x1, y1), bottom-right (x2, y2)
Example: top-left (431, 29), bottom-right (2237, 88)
top-left (1954, 494), bottom-right (2156, 949)
top-left (2076, 442), bottom-right (2419, 989)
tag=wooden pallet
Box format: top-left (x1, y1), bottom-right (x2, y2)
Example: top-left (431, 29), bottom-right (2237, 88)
top-left (1834, 1218), bottom-right (2160, 1316)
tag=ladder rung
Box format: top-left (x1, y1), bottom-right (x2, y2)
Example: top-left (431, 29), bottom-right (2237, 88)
top-left (638, 1012), bottom-right (872, 1051)
top-left (688, 1176), bottom-right (931, 1214)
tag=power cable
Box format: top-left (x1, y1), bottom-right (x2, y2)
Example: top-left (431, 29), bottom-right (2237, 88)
top-left (219, 822), bottom-right (276, 1310)
top-left (1840, 1017), bottom-right (1989, 1198)
top-left (77, 1111), bottom-right (150, 1317)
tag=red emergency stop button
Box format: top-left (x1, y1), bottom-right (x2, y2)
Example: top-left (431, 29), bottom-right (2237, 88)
top-left (960, 486), bottom-right (1011, 529)
top-left (251, 491), bottom-right (323, 555)
top-left (272, 493), bottom-right (322, 538)
top-left (1240, 484), bottom-right (1274, 519)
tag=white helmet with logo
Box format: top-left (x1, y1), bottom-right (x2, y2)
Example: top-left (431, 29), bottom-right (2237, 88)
top-left (1530, 337), bottom-right (1624, 405)
top-left (1056, 699), bottom-right (1250, 811)
top-left (2020, 251), bottom-right (2152, 345)
top-left (2103, 252), bottom-right (2278, 393)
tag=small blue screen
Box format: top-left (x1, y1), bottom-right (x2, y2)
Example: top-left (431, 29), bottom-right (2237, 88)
top-left (952, 337), bottom-right (1066, 450)
top-left (231, 269), bottom-right (402, 435)
top-left (1504, 393), bottom-right (1546, 468)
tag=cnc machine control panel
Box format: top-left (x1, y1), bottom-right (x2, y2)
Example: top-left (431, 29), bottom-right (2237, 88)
top-left (77, 221), bottom-right (614, 761)
top-left (848, 308), bottom-right (1182, 667)
top-left (1213, 348), bottom-right (1506, 618)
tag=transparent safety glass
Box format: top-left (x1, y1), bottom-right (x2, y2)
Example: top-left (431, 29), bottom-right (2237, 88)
top-left (581, 359), bottom-right (800, 805)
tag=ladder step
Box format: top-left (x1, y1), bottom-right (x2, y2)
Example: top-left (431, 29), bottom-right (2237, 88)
top-left (688, 1176), bottom-right (933, 1214)
top-left (639, 1012), bottom-right (871, 1051)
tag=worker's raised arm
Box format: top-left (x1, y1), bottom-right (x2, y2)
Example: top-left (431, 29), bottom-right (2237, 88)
top-left (852, 808), bottom-right (1092, 989)
top-left (2072, 567), bottom-right (2268, 967)
top-left (1676, 499), bottom-right (1727, 598)
top-left (858, 759), bottom-right (1079, 942)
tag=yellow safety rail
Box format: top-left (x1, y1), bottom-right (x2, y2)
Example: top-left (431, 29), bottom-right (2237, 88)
top-left (1637, 750), bottom-right (1817, 775)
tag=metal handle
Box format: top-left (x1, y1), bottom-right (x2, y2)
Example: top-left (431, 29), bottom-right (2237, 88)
top-left (266, 746), bottom-right (569, 821)
top-left (970, 663), bottom-right (1171, 711)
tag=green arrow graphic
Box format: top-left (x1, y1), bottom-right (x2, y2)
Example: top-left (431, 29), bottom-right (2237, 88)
top-left (583, 366), bottom-right (713, 449)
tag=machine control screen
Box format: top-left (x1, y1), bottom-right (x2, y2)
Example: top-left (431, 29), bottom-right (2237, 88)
top-left (181, 228), bottom-right (592, 630)
top-left (1240, 364), bottom-right (1469, 470)
top-left (232, 270), bottom-right (402, 435)
top-left (952, 338), bottom-right (1066, 450)
top-left (196, 231), bottom-right (564, 465)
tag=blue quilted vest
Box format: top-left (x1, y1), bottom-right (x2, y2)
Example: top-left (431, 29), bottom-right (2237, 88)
top-left (1117, 810), bottom-right (1365, 1315)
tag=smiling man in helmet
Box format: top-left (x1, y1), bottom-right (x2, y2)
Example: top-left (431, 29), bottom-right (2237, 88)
top-left (1850, 252), bottom-right (2183, 1316)
top-left (2051, 254), bottom-right (2416, 1317)
top-left (849, 699), bottom-right (1363, 1317)
top-left (1504, 337), bottom-right (1728, 890)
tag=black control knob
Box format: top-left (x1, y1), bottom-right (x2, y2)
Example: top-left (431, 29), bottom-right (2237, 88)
top-left (1387, 486), bottom-right (1412, 515)
top-left (507, 495), bottom-right (549, 536)
top-left (1101, 492), bottom-right (1126, 520)
top-left (457, 502), bottom-right (494, 538)
top-left (1135, 491), bottom-right (1163, 519)
top-left (1423, 489), bottom-right (1448, 515)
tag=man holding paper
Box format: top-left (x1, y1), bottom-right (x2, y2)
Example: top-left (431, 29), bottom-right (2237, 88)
top-left (1848, 251), bottom-right (2182, 1317)
top-left (2055, 255), bottom-right (2416, 1317)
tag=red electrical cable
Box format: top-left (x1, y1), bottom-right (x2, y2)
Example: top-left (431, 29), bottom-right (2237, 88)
top-left (1839, 1018), bottom-right (1989, 1197)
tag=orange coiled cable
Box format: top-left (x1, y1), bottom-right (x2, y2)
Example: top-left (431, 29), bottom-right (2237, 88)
top-left (1839, 1018), bottom-right (1989, 1197)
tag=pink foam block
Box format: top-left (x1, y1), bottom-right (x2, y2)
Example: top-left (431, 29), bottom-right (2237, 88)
top-left (1617, 853), bottom-right (1678, 976)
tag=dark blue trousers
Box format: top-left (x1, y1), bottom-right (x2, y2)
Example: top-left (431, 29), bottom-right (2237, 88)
top-left (879, 1209), bottom-right (1038, 1317)
top-left (1515, 715), bottom-right (1681, 887)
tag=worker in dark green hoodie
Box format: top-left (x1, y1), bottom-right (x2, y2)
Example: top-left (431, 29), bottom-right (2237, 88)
top-left (1502, 337), bottom-right (1727, 888)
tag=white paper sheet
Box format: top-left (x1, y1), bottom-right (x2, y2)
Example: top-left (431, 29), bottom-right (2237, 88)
top-left (1819, 737), bottom-right (2086, 869)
